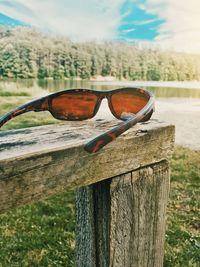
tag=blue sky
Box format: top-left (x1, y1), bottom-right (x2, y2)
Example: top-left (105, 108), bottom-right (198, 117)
top-left (118, 1), bottom-right (164, 42)
top-left (0, 0), bottom-right (200, 54)
top-left (0, 12), bottom-right (26, 26)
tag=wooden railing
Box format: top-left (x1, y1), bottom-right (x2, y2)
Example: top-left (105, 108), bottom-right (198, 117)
top-left (0, 119), bottom-right (175, 267)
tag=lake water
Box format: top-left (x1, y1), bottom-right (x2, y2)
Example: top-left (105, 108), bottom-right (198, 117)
top-left (0, 79), bottom-right (200, 150)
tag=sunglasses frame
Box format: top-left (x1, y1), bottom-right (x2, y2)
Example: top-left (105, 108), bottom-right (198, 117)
top-left (0, 87), bottom-right (155, 153)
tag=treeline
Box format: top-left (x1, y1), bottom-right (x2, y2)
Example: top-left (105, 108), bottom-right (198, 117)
top-left (0, 26), bottom-right (200, 81)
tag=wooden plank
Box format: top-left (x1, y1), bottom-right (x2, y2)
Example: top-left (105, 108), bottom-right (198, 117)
top-left (76, 160), bottom-right (170, 267)
top-left (109, 160), bottom-right (170, 267)
top-left (75, 186), bottom-right (97, 267)
top-left (0, 120), bottom-right (175, 213)
top-left (76, 180), bottom-right (111, 267)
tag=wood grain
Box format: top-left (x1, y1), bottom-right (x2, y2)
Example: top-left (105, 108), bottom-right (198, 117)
top-left (75, 186), bottom-right (97, 267)
top-left (76, 161), bottom-right (170, 267)
top-left (109, 161), bottom-right (170, 267)
top-left (0, 120), bottom-right (175, 213)
top-left (76, 180), bottom-right (111, 267)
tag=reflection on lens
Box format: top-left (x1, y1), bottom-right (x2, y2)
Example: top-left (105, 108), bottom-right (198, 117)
top-left (111, 89), bottom-right (149, 119)
top-left (51, 92), bottom-right (98, 120)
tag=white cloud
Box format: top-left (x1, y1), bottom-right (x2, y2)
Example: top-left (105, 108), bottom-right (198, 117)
top-left (0, 0), bottom-right (124, 41)
top-left (133, 18), bottom-right (158, 26)
top-left (122, 28), bottom-right (136, 33)
top-left (1, 0), bottom-right (200, 54)
top-left (145, 0), bottom-right (200, 54)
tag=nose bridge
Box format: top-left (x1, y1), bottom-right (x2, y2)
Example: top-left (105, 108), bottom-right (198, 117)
top-left (95, 92), bottom-right (112, 114)
top-left (97, 93), bottom-right (108, 106)
top-left (99, 93), bottom-right (113, 114)
top-left (94, 93), bottom-right (115, 120)
top-left (98, 91), bottom-right (111, 100)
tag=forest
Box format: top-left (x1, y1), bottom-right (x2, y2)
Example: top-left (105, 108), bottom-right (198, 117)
top-left (0, 26), bottom-right (200, 81)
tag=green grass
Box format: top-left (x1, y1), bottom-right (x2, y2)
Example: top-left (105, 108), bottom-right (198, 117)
top-left (0, 97), bottom-right (199, 266)
top-left (0, 91), bottom-right (30, 97)
top-left (164, 146), bottom-right (200, 267)
top-left (0, 193), bottom-right (75, 267)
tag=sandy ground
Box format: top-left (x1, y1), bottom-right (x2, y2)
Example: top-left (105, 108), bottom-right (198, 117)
top-left (154, 98), bottom-right (200, 150)
top-left (92, 98), bottom-right (200, 151)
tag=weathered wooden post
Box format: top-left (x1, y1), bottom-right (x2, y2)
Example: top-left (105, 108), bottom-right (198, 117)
top-left (75, 121), bottom-right (175, 267)
top-left (0, 119), bottom-right (174, 267)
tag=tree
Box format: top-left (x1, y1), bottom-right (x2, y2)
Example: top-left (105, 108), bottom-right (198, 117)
top-left (0, 26), bottom-right (200, 81)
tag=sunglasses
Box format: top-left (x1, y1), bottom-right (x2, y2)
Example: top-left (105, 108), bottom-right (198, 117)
top-left (0, 87), bottom-right (155, 153)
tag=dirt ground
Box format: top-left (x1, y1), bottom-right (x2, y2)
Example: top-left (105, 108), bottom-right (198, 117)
top-left (92, 98), bottom-right (200, 151)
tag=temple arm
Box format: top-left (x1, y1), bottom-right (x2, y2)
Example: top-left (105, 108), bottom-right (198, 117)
top-left (84, 96), bottom-right (155, 153)
top-left (0, 96), bottom-right (49, 128)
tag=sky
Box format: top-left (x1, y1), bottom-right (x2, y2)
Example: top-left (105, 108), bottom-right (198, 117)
top-left (0, 0), bottom-right (200, 54)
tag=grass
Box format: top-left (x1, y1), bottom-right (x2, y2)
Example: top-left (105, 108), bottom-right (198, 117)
top-left (164, 146), bottom-right (200, 267)
top-left (0, 91), bottom-right (30, 97)
top-left (0, 193), bottom-right (75, 267)
top-left (0, 96), bottom-right (199, 266)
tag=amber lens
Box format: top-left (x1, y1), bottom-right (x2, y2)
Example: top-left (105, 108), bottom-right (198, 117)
top-left (51, 91), bottom-right (98, 120)
top-left (111, 89), bottom-right (149, 119)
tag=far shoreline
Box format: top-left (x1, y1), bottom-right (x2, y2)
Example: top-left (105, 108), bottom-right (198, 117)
top-left (90, 79), bottom-right (200, 89)
top-left (1, 77), bottom-right (200, 90)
